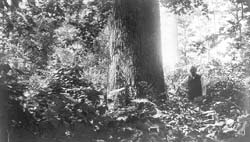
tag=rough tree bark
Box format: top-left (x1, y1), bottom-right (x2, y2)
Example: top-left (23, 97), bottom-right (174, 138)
top-left (0, 86), bottom-right (8, 142)
top-left (108, 0), bottom-right (165, 100)
top-left (0, 65), bottom-right (10, 142)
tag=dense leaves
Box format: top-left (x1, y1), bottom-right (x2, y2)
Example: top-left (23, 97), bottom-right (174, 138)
top-left (0, 0), bottom-right (250, 141)
top-left (161, 0), bottom-right (208, 15)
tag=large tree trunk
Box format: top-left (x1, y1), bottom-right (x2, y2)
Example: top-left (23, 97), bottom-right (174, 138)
top-left (0, 85), bottom-right (9, 142)
top-left (108, 0), bottom-right (165, 101)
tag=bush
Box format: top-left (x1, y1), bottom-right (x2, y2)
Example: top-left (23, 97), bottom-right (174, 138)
top-left (3, 62), bottom-right (250, 142)
top-left (9, 65), bottom-right (106, 138)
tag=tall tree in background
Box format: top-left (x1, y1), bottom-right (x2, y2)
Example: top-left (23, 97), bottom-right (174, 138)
top-left (108, 0), bottom-right (165, 99)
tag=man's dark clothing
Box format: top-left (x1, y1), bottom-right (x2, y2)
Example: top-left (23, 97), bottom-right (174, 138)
top-left (187, 74), bottom-right (202, 101)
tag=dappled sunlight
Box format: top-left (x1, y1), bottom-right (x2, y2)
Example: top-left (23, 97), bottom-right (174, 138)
top-left (160, 0), bottom-right (242, 71)
top-left (160, 6), bottom-right (178, 71)
top-left (1, 0), bottom-right (250, 141)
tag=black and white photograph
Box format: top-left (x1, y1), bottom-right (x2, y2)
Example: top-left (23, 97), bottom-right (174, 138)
top-left (1, 0), bottom-right (250, 141)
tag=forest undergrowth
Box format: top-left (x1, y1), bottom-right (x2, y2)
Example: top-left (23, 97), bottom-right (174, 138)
top-left (1, 64), bottom-right (250, 142)
top-left (1, 0), bottom-right (250, 142)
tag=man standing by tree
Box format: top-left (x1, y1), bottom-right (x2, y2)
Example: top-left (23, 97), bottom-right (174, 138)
top-left (181, 66), bottom-right (206, 101)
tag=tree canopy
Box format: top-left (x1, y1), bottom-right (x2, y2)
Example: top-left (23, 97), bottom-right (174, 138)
top-left (0, 0), bottom-right (250, 142)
